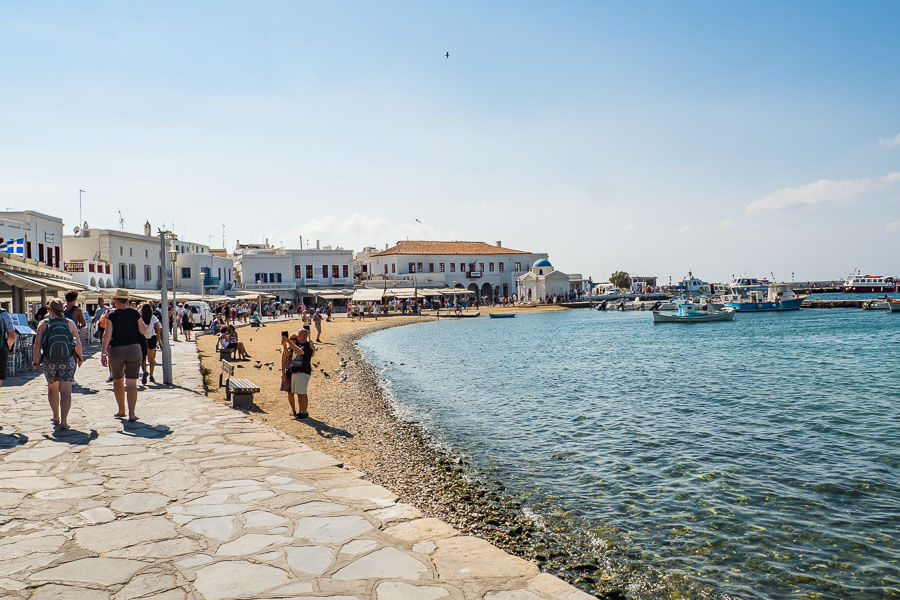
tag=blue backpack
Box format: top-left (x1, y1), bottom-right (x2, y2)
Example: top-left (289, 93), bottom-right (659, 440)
top-left (42, 317), bottom-right (75, 363)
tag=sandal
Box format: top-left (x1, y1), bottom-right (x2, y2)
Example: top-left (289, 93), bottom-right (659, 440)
top-left (52, 418), bottom-right (60, 425)
top-left (113, 413), bottom-right (126, 418)
top-left (58, 424), bottom-right (70, 431)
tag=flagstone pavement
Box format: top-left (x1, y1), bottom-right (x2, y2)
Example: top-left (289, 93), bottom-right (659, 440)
top-left (0, 341), bottom-right (593, 600)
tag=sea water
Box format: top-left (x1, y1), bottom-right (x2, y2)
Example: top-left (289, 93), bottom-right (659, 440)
top-left (358, 309), bottom-right (899, 599)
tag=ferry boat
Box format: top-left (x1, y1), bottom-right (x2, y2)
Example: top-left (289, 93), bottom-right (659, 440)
top-left (842, 274), bottom-right (897, 294)
top-left (723, 283), bottom-right (807, 312)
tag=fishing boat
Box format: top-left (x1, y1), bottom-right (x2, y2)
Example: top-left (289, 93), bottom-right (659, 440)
top-left (652, 302), bottom-right (735, 323)
top-left (862, 297), bottom-right (892, 310)
top-left (488, 313), bottom-right (516, 319)
top-left (723, 283), bottom-right (807, 312)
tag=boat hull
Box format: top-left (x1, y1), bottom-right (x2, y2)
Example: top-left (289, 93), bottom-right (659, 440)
top-left (843, 285), bottom-right (898, 294)
top-left (889, 301), bottom-right (900, 313)
top-left (488, 313), bottom-right (516, 319)
top-left (724, 298), bottom-right (805, 312)
top-left (652, 310), bottom-right (735, 323)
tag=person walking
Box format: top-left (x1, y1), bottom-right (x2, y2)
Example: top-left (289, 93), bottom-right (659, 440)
top-left (0, 305), bottom-right (17, 422)
top-left (101, 290), bottom-right (147, 422)
top-left (63, 290), bottom-right (88, 330)
top-left (139, 303), bottom-right (162, 384)
top-left (31, 298), bottom-right (83, 431)
top-left (312, 308), bottom-right (323, 342)
top-left (283, 328), bottom-right (314, 420)
top-left (92, 297), bottom-right (109, 340)
top-left (181, 305), bottom-right (194, 342)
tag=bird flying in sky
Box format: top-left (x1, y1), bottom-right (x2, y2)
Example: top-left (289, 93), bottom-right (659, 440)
top-left (445, 51), bottom-right (449, 59)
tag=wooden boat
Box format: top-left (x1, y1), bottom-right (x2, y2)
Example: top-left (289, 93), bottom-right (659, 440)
top-left (488, 313), bottom-right (516, 319)
top-left (652, 304), bottom-right (735, 323)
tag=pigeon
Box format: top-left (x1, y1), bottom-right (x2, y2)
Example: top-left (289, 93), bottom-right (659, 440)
top-left (254, 364), bottom-right (262, 369)
top-left (320, 369), bottom-right (330, 378)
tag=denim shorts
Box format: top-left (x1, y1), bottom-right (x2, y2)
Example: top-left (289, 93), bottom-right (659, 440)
top-left (43, 358), bottom-right (77, 383)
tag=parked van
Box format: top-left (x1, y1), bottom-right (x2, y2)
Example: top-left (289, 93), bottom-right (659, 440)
top-left (184, 301), bottom-right (213, 328)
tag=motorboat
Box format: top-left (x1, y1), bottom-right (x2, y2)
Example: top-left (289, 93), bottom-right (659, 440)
top-left (862, 297), bottom-right (892, 310)
top-left (652, 302), bottom-right (735, 323)
top-left (888, 299), bottom-right (900, 313)
top-left (723, 283), bottom-right (807, 312)
top-left (488, 313), bottom-right (516, 319)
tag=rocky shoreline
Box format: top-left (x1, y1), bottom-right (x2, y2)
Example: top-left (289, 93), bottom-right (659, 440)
top-left (337, 325), bottom-right (635, 600)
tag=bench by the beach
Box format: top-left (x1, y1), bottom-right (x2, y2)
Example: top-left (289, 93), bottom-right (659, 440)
top-left (219, 359), bottom-right (259, 409)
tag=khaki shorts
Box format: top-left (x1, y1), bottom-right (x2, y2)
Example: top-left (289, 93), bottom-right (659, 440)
top-left (291, 372), bottom-right (310, 394)
top-left (108, 344), bottom-right (142, 380)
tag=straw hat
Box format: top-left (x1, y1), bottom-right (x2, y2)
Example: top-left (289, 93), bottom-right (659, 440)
top-left (112, 288), bottom-right (131, 301)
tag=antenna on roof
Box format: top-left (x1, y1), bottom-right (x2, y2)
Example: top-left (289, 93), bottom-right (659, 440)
top-left (117, 209), bottom-right (124, 231)
top-left (221, 224), bottom-right (226, 248)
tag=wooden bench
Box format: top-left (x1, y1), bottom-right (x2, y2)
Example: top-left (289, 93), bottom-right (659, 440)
top-left (218, 345), bottom-right (235, 361)
top-left (219, 360), bottom-right (259, 409)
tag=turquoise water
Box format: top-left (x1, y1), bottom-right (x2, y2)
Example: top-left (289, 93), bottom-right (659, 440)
top-left (358, 309), bottom-right (900, 599)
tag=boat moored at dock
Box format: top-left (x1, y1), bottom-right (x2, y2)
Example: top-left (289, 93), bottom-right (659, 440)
top-left (652, 302), bottom-right (735, 323)
top-left (723, 283), bottom-right (807, 312)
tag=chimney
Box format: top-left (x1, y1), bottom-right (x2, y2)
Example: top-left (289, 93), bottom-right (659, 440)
top-left (144, 221), bottom-right (151, 236)
top-left (316, 239), bottom-right (320, 250)
top-left (496, 240), bottom-right (502, 247)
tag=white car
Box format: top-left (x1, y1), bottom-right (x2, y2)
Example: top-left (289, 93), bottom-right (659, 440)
top-left (184, 301), bottom-right (213, 328)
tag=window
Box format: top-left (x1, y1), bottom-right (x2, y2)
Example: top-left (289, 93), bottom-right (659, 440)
top-left (479, 263), bottom-right (484, 272)
top-left (332, 265), bottom-right (339, 278)
top-left (515, 262), bottom-right (521, 271)
top-left (145, 249), bottom-right (148, 258)
top-left (460, 263), bottom-right (465, 272)
top-left (89, 263), bottom-right (95, 272)
top-left (269, 272), bottom-right (277, 283)
top-left (391, 263), bottom-right (395, 273)
top-left (129, 248), bottom-right (133, 256)
top-left (294, 265), bottom-right (303, 279)
top-left (489, 262), bottom-right (494, 272)
top-left (384, 264), bottom-right (388, 274)
top-left (343, 264), bottom-right (349, 278)
top-left (429, 263), bottom-right (434, 273)
top-left (409, 262), bottom-right (416, 273)
top-left (145, 265), bottom-right (152, 281)
top-left (322, 265), bottom-right (328, 278)
top-left (306, 264), bottom-right (313, 278)
top-left (417, 262), bottom-right (423, 272)
top-left (181, 267), bottom-right (191, 279)
top-left (439, 263), bottom-right (445, 272)
top-left (120, 264), bottom-right (127, 279)
top-left (499, 262), bottom-right (504, 272)
top-left (129, 264), bottom-right (136, 279)
top-left (26, 241), bottom-right (31, 259)
top-left (120, 247), bottom-right (123, 256)
top-left (106, 264), bottom-right (111, 274)
top-left (450, 263), bottom-right (456, 273)
top-left (38, 243), bottom-right (44, 262)
top-left (55, 246), bottom-right (60, 268)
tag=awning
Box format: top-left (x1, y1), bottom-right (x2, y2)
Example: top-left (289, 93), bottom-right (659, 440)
top-left (0, 270), bottom-right (47, 292)
top-left (352, 288), bottom-right (386, 302)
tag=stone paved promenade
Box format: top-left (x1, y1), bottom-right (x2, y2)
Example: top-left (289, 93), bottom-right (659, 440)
top-left (0, 341), bottom-right (592, 600)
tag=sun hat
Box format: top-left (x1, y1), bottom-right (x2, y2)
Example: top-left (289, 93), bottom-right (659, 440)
top-left (112, 288), bottom-right (131, 301)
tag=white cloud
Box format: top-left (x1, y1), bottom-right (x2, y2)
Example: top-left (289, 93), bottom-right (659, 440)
top-left (746, 171), bottom-right (900, 215)
top-left (676, 225), bottom-right (693, 233)
top-left (621, 223), bottom-right (635, 232)
top-left (878, 133), bottom-right (900, 147)
top-left (717, 219), bottom-right (735, 231)
top-left (886, 221), bottom-right (900, 232)
top-left (268, 213), bottom-right (461, 252)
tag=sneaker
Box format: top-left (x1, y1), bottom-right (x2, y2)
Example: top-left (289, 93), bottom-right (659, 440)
top-left (149, 375), bottom-right (156, 383)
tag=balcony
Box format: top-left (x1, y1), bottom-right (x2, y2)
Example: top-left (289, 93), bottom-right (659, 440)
top-left (202, 274), bottom-right (221, 287)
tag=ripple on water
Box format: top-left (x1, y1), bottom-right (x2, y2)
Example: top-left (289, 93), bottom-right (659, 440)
top-left (359, 309), bottom-right (899, 600)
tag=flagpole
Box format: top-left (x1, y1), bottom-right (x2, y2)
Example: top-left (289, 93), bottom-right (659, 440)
top-left (79, 189), bottom-right (86, 229)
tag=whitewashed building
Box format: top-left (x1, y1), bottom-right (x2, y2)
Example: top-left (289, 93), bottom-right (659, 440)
top-left (0, 211), bottom-right (64, 269)
top-left (63, 222), bottom-right (232, 294)
top-left (233, 241), bottom-right (353, 302)
top-left (63, 258), bottom-right (114, 289)
top-left (365, 241), bottom-right (547, 299)
top-left (517, 258), bottom-right (583, 301)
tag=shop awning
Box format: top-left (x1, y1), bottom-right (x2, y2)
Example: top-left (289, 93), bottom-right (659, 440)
top-left (352, 288), bottom-right (386, 302)
top-left (0, 270), bottom-right (47, 292)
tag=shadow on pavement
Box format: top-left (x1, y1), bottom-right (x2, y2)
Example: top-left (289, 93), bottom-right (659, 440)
top-left (117, 421), bottom-right (173, 439)
top-left (44, 428), bottom-right (98, 445)
top-left (0, 432), bottom-right (28, 448)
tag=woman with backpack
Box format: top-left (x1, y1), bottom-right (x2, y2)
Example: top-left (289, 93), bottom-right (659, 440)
top-left (31, 298), bottom-right (83, 431)
top-left (181, 305), bottom-right (194, 342)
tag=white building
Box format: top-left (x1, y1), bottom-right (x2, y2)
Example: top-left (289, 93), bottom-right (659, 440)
top-left (62, 258), bottom-right (114, 289)
top-left (0, 211), bottom-right (64, 269)
top-left (234, 241), bottom-right (353, 302)
top-left (63, 221), bottom-right (232, 294)
top-left (516, 258), bottom-right (582, 302)
top-left (365, 241), bottom-right (547, 299)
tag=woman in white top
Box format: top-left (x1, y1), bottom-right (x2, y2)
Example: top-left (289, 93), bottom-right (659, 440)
top-left (139, 303), bottom-right (163, 384)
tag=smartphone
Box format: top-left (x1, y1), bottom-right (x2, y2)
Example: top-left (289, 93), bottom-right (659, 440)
top-left (281, 331), bottom-right (289, 338)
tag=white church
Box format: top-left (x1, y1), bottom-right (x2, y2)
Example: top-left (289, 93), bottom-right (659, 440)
top-left (516, 258), bottom-right (582, 302)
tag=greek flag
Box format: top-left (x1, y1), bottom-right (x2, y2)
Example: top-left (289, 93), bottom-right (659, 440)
top-left (0, 238), bottom-right (25, 256)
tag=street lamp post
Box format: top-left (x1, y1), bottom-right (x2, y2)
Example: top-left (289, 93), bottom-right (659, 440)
top-left (256, 279), bottom-right (262, 316)
top-left (169, 248), bottom-right (179, 342)
top-left (158, 230), bottom-right (173, 385)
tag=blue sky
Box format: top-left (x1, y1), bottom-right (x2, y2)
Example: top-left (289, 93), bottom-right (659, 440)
top-left (1, 1), bottom-right (898, 282)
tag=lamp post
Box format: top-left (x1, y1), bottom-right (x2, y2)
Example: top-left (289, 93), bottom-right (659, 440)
top-left (256, 279), bottom-right (262, 316)
top-left (158, 230), bottom-right (173, 385)
top-left (169, 248), bottom-right (178, 342)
